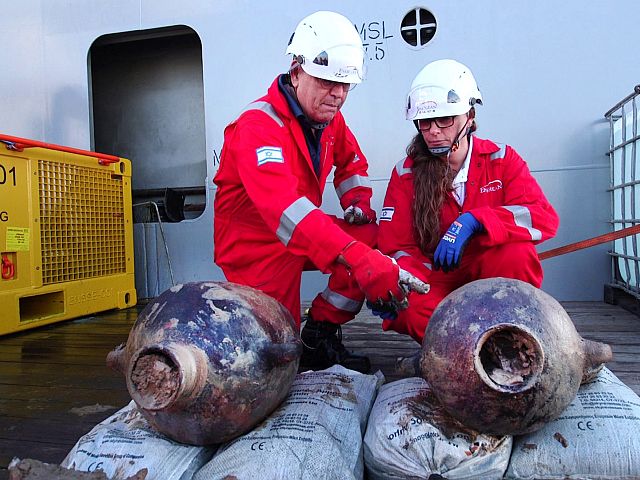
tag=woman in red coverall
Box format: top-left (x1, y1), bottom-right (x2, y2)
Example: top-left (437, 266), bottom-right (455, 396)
top-left (375, 59), bottom-right (559, 343)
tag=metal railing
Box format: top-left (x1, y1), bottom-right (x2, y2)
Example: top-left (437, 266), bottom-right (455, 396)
top-left (606, 85), bottom-right (640, 297)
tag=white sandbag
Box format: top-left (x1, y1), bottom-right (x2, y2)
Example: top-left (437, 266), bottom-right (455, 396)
top-left (364, 377), bottom-right (512, 480)
top-left (193, 365), bottom-right (382, 480)
top-left (62, 401), bottom-right (215, 480)
top-left (506, 367), bottom-right (640, 479)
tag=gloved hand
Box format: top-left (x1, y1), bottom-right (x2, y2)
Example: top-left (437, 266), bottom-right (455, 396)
top-left (433, 212), bottom-right (483, 272)
top-left (344, 202), bottom-right (377, 225)
top-left (366, 268), bottom-right (431, 321)
top-left (367, 300), bottom-right (398, 321)
top-left (341, 242), bottom-right (430, 304)
top-left (341, 241), bottom-right (403, 303)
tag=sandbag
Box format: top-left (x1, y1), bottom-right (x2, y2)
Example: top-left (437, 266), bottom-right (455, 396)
top-left (364, 377), bottom-right (512, 480)
top-left (62, 401), bottom-right (215, 480)
top-left (505, 367), bottom-right (640, 479)
top-left (193, 365), bottom-right (382, 480)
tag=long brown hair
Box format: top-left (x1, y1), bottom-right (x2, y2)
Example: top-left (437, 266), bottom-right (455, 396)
top-left (408, 133), bottom-right (456, 253)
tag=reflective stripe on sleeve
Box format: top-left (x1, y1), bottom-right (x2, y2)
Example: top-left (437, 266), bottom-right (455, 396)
top-left (240, 101), bottom-right (284, 128)
top-left (393, 251), bottom-right (432, 270)
top-left (490, 144), bottom-right (506, 161)
top-left (395, 159), bottom-right (412, 176)
top-left (501, 205), bottom-right (542, 241)
top-left (276, 197), bottom-right (318, 246)
top-left (336, 175), bottom-right (372, 199)
top-left (320, 288), bottom-right (363, 313)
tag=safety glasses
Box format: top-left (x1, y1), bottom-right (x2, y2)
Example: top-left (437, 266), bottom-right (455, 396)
top-left (314, 76), bottom-right (356, 92)
top-left (418, 116), bottom-right (455, 131)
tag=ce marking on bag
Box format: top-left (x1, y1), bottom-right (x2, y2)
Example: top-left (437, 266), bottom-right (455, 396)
top-left (88, 462), bottom-right (104, 472)
top-left (251, 441), bottom-right (269, 451)
top-left (577, 420), bottom-right (595, 431)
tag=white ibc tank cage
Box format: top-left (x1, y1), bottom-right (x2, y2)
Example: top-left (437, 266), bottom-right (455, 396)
top-left (606, 85), bottom-right (640, 296)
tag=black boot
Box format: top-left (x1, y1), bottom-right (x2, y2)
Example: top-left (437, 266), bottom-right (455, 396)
top-left (299, 316), bottom-right (371, 374)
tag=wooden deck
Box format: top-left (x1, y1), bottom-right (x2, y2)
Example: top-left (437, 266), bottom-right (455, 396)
top-left (0, 301), bottom-right (639, 479)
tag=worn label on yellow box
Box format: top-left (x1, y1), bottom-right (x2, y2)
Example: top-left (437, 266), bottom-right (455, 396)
top-left (6, 227), bottom-right (29, 251)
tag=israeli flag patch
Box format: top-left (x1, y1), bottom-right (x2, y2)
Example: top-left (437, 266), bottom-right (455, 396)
top-left (380, 207), bottom-right (395, 221)
top-left (256, 146), bottom-right (284, 166)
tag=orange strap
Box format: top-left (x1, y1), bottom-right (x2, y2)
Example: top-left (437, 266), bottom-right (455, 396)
top-left (538, 224), bottom-right (640, 260)
top-left (0, 133), bottom-right (120, 165)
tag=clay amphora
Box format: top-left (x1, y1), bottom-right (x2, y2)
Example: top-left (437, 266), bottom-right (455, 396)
top-left (107, 281), bottom-right (302, 445)
top-left (420, 277), bottom-right (613, 436)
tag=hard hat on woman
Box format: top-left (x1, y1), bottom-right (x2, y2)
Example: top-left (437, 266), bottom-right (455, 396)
top-left (406, 59), bottom-right (482, 121)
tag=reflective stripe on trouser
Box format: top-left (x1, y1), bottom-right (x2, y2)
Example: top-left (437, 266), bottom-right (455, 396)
top-left (309, 220), bottom-right (378, 326)
top-left (382, 241), bottom-right (543, 343)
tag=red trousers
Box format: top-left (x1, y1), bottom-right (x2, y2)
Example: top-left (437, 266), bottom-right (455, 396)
top-left (222, 217), bottom-right (377, 329)
top-left (383, 241), bottom-right (543, 343)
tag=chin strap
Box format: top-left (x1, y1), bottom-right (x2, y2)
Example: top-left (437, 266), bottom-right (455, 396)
top-left (429, 123), bottom-right (469, 156)
top-left (421, 112), bottom-right (475, 157)
top-left (428, 145), bottom-right (451, 156)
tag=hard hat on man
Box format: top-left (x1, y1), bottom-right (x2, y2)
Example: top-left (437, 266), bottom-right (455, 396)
top-left (286, 11), bottom-right (365, 85)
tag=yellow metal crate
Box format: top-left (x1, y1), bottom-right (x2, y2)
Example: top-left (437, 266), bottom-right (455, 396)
top-left (0, 134), bottom-right (136, 335)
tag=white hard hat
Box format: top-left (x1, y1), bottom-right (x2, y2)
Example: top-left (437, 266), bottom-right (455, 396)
top-left (286, 11), bottom-right (365, 84)
top-left (406, 59), bottom-right (482, 121)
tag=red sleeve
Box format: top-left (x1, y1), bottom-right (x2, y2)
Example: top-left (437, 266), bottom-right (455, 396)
top-left (470, 146), bottom-right (559, 246)
top-left (230, 114), bottom-right (353, 272)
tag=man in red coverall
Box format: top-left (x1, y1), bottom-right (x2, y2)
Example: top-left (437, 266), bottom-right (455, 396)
top-left (375, 59), bottom-right (559, 343)
top-left (213, 11), bottom-right (428, 373)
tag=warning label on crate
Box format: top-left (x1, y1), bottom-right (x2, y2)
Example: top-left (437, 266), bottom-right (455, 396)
top-left (6, 227), bottom-right (29, 251)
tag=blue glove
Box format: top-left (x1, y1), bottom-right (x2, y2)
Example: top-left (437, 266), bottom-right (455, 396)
top-left (366, 300), bottom-right (398, 321)
top-left (433, 212), bottom-right (483, 272)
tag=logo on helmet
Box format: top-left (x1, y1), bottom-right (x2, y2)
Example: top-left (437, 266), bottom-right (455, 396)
top-left (416, 101), bottom-right (437, 115)
top-left (335, 66), bottom-right (358, 78)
